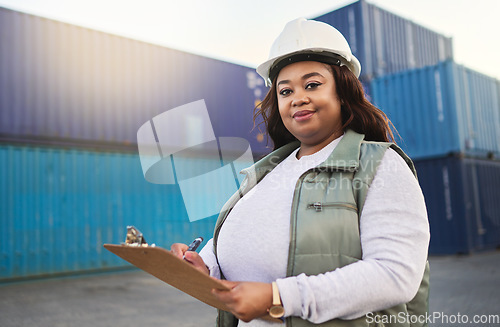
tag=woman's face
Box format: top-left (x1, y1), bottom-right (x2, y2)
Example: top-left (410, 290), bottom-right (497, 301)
top-left (276, 61), bottom-right (343, 149)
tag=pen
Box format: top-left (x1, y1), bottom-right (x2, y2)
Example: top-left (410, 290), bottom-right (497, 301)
top-left (183, 237), bottom-right (203, 259)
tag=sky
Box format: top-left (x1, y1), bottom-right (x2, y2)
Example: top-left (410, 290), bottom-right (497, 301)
top-left (0, 0), bottom-right (499, 80)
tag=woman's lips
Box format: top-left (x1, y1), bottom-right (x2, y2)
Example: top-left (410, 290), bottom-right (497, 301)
top-left (293, 110), bottom-right (315, 121)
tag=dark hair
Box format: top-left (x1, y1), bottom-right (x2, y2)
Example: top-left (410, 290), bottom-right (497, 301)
top-left (254, 64), bottom-right (397, 150)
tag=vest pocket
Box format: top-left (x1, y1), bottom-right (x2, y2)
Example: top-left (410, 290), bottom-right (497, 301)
top-left (307, 201), bottom-right (358, 213)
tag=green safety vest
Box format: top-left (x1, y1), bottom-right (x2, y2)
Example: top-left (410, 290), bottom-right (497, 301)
top-left (213, 129), bottom-right (430, 327)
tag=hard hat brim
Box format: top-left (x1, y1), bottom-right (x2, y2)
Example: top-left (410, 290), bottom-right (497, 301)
top-left (257, 48), bottom-right (361, 86)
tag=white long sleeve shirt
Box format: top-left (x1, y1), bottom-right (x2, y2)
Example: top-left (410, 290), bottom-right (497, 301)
top-left (199, 136), bottom-right (430, 326)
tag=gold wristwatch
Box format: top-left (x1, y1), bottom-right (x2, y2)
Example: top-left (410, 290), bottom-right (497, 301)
top-left (268, 281), bottom-right (285, 319)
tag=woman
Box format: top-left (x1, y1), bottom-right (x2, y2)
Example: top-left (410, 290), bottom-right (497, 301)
top-left (172, 18), bottom-right (430, 327)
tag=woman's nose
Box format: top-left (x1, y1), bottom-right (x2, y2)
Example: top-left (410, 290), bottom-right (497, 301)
top-left (291, 91), bottom-right (310, 107)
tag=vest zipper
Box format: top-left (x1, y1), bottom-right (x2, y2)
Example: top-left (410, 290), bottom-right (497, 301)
top-left (307, 201), bottom-right (358, 213)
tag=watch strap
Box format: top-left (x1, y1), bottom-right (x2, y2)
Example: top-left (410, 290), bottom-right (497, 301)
top-left (272, 281), bottom-right (281, 306)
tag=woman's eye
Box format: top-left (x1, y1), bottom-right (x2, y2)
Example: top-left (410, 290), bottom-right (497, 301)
top-left (306, 82), bottom-right (321, 89)
top-left (279, 89), bottom-right (292, 96)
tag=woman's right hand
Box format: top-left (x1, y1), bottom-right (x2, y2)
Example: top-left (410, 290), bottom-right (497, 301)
top-left (170, 243), bottom-right (210, 275)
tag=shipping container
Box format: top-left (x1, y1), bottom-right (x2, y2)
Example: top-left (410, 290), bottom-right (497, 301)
top-left (371, 60), bottom-right (500, 159)
top-left (0, 7), bottom-right (270, 156)
top-left (497, 79), bottom-right (500, 115)
top-left (4, 149), bottom-right (499, 280)
top-left (313, 0), bottom-right (454, 80)
top-left (0, 145), bottom-right (224, 281)
top-left (414, 156), bottom-right (500, 254)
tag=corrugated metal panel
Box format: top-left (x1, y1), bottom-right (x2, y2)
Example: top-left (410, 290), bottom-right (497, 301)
top-left (3, 150), bottom-right (499, 279)
top-left (0, 145), bottom-right (220, 281)
top-left (415, 156), bottom-right (500, 254)
top-left (370, 60), bottom-right (500, 159)
top-left (0, 7), bottom-right (269, 155)
top-left (313, 0), bottom-right (453, 80)
top-left (497, 79), bottom-right (500, 115)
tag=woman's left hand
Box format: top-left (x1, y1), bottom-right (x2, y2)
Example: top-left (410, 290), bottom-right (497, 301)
top-left (212, 280), bottom-right (273, 322)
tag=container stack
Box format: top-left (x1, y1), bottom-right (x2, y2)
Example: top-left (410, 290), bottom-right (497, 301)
top-left (313, 0), bottom-right (454, 93)
top-left (2, 1), bottom-right (499, 281)
top-left (315, 0), bottom-right (500, 254)
top-left (0, 7), bottom-right (268, 281)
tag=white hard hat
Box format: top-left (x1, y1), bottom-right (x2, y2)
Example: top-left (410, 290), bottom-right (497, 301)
top-left (256, 18), bottom-right (361, 86)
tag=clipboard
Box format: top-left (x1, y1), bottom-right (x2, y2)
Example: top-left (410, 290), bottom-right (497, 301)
top-left (104, 244), bottom-right (283, 323)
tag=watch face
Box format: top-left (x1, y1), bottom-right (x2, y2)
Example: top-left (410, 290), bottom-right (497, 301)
top-left (269, 305), bottom-right (285, 318)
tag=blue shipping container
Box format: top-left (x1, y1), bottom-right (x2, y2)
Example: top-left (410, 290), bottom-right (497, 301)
top-left (0, 7), bottom-right (270, 155)
top-left (415, 156), bottom-right (500, 254)
top-left (497, 79), bottom-right (500, 115)
top-left (3, 149), bottom-right (499, 280)
top-left (371, 60), bottom-right (500, 159)
top-left (0, 145), bottom-right (223, 281)
top-left (314, 0), bottom-right (454, 80)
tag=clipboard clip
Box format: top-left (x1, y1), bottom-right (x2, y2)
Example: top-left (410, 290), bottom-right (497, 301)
top-left (124, 226), bottom-right (154, 247)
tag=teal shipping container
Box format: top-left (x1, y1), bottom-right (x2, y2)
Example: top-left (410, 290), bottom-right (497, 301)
top-left (0, 145), bottom-right (221, 281)
top-left (371, 61), bottom-right (500, 160)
